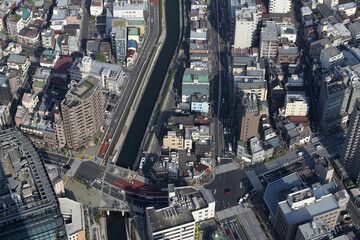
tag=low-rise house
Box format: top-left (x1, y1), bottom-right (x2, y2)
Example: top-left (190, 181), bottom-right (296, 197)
top-left (15, 7), bottom-right (32, 27)
top-left (42, 28), bottom-right (55, 49)
top-left (18, 27), bottom-right (40, 45)
top-left (128, 27), bottom-right (140, 43)
top-left (90, 0), bottom-right (103, 16)
top-left (7, 54), bottom-right (30, 77)
top-left (314, 157), bottom-right (334, 184)
top-left (7, 14), bottom-right (24, 39)
top-left (40, 50), bottom-right (60, 68)
top-left (163, 131), bottom-right (184, 150)
top-left (32, 67), bottom-right (52, 94)
top-left (320, 46), bottom-right (344, 71)
top-left (53, 56), bottom-right (72, 81)
top-left (348, 21), bottom-right (360, 44)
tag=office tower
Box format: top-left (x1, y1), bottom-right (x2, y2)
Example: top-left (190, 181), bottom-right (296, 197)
top-left (233, 5), bottom-right (261, 49)
top-left (0, 76), bottom-right (13, 105)
top-left (317, 76), bottom-right (349, 133)
top-left (111, 19), bottom-right (127, 61)
top-left (239, 94), bottom-right (261, 142)
top-left (61, 76), bottom-right (105, 149)
top-left (269, 0), bottom-right (291, 13)
top-left (0, 129), bottom-right (67, 240)
top-left (260, 21), bottom-right (279, 59)
top-left (340, 98), bottom-right (360, 183)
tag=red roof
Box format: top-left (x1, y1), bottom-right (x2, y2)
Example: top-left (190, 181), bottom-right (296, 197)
top-left (289, 116), bottom-right (309, 123)
top-left (54, 30), bottom-right (62, 35)
top-left (51, 77), bottom-right (63, 85)
top-left (53, 57), bottom-right (72, 74)
top-left (92, 1), bottom-right (101, 6)
top-left (34, 19), bottom-right (44, 26)
top-left (195, 163), bottom-right (209, 172)
top-left (127, 49), bottom-right (135, 58)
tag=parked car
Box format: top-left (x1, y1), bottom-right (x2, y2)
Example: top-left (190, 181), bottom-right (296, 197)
top-left (297, 152), bottom-right (304, 157)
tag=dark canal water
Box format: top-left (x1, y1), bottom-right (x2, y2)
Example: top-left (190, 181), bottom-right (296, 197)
top-left (106, 212), bottom-right (127, 240)
top-left (116, 0), bottom-right (180, 169)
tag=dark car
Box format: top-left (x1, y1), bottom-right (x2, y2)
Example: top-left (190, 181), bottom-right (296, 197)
top-left (63, 164), bottom-right (71, 169)
top-left (225, 188), bottom-right (231, 194)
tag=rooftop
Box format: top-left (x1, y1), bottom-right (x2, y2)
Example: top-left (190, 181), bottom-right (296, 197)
top-left (62, 76), bottom-right (100, 107)
top-left (297, 219), bottom-right (332, 239)
top-left (7, 54), bottom-right (27, 64)
top-left (0, 129), bottom-right (58, 228)
top-left (59, 198), bottom-right (84, 236)
top-left (261, 21), bottom-right (278, 41)
top-left (322, 46), bottom-right (341, 58)
top-left (263, 172), bottom-right (304, 217)
top-left (146, 186), bottom-right (214, 232)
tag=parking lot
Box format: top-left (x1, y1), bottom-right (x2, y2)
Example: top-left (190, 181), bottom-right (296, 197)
top-left (206, 163), bottom-right (253, 211)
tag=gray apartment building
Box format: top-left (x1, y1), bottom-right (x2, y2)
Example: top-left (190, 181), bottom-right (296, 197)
top-left (260, 21), bottom-right (278, 59)
top-left (61, 76), bottom-right (105, 149)
top-left (317, 76), bottom-right (349, 133)
top-left (0, 129), bottom-right (67, 240)
top-left (340, 98), bottom-right (360, 184)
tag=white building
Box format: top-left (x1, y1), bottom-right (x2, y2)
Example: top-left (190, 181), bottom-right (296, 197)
top-left (260, 21), bottom-right (279, 59)
top-left (113, 0), bottom-right (147, 21)
top-left (250, 137), bottom-right (265, 164)
top-left (320, 46), bottom-right (344, 70)
top-left (233, 5), bottom-right (262, 49)
top-left (59, 198), bottom-right (85, 240)
top-left (146, 184), bottom-right (215, 240)
top-left (41, 28), bottom-right (55, 49)
top-left (269, 0), bottom-right (291, 13)
top-left (279, 25), bottom-right (297, 43)
top-left (7, 54), bottom-right (31, 75)
top-left (69, 56), bottom-right (126, 94)
top-left (90, 0), bottom-right (103, 16)
top-left (282, 92), bottom-right (309, 117)
top-left (324, 0), bottom-right (339, 9)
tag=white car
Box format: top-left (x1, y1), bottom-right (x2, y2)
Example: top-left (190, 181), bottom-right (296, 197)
top-left (238, 198), bottom-right (243, 204)
top-left (244, 193), bottom-right (249, 200)
top-left (297, 152), bottom-right (303, 157)
top-left (118, 189), bottom-right (125, 194)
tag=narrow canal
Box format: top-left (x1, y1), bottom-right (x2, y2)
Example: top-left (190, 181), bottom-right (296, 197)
top-left (116, 0), bottom-right (180, 169)
top-left (106, 212), bottom-right (127, 240)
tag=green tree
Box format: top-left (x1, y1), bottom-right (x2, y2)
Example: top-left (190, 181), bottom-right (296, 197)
top-left (90, 15), bottom-right (96, 21)
top-left (96, 54), bottom-right (107, 62)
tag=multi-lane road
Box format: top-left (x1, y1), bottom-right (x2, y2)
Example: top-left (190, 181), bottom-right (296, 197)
top-left (99, 3), bottom-right (161, 163)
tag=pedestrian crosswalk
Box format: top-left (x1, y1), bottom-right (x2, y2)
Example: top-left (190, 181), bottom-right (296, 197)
top-left (215, 162), bottom-right (238, 175)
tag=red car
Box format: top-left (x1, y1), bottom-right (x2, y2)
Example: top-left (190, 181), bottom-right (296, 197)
top-left (225, 228), bottom-right (231, 236)
top-left (225, 188), bottom-right (231, 194)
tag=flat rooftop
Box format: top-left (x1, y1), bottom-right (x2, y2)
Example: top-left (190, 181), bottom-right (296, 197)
top-left (0, 129), bottom-right (58, 228)
top-left (147, 186), bottom-right (213, 232)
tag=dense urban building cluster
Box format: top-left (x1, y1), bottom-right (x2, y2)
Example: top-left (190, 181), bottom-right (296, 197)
top-left (3, 0), bottom-right (360, 239)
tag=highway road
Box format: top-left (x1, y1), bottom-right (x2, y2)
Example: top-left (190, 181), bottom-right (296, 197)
top-left (99, 3), bottom-right (161, 164)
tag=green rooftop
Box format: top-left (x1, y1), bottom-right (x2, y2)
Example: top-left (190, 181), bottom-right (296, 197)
top-left (167, 126), bottom-right (183, 136)
top-left (128, 27), bottom-right (139, 35)
top-left (127, 20), bottom-right (145, 26)
top-left (16, 8), bottom-right (30, 20)
top-left (182, 75), bottom-right (193, 83)
top-left (32, 80), bottom-right (46, 88)
top-left (10, 14), bottom-right (22, 22)
top-left (198, 75), bottom-right (209, 83)
top-left (72, 80), bottom-right (94, 99)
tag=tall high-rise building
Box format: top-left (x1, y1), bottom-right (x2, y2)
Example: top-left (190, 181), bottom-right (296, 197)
top-left (61, 76), bottom-right (105, 149)
top-left (233, 5), bottom-right (261, 49)
top-left (340, 98), bottom-right (360, 183)
top-left (0, 129), bottom-right (67, 240)
top-left (0, 76), bottom-right (13, 105)
top-left (269, 0), bottom-right (291, 13)
top-left (317, 76), bottom-right (349, 133)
